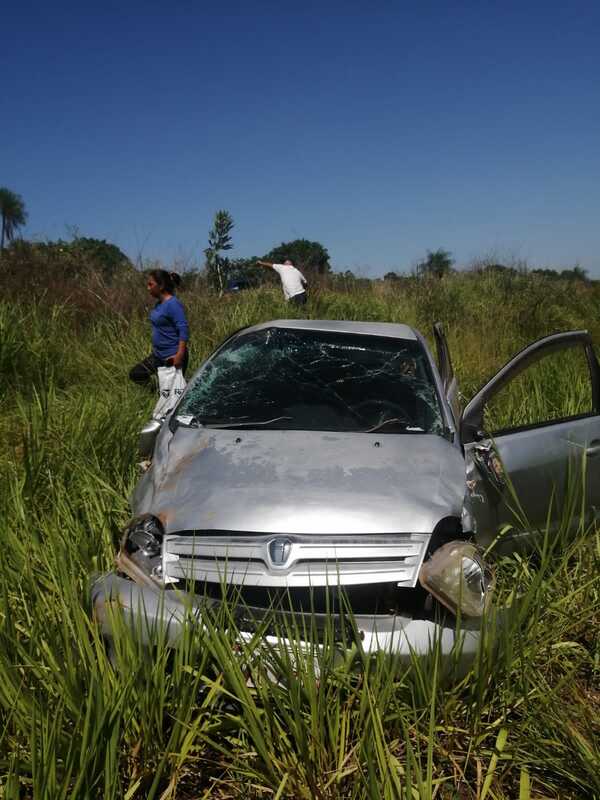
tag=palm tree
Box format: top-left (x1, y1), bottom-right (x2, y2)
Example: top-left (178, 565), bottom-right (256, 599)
top-left (0, 188), bottom-right (27, 251)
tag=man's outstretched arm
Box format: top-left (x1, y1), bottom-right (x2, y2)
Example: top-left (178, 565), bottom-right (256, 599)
top-left (255, 260), bottom-right (273, 268)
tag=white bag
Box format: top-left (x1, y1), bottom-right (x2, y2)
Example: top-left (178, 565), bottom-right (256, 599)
top-left (152, 366), bottom-right (187, 421)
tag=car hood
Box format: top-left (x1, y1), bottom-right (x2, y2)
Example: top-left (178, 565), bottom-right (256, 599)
top-left (136, 427), bottom-right (465, 535)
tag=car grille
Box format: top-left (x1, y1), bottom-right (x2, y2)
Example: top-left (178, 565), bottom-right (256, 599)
top-left (162, 531), bottom-right (430, 588)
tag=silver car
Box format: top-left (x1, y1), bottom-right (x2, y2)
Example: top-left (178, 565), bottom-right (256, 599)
top-left (92, 320), bottom-right (600, 665)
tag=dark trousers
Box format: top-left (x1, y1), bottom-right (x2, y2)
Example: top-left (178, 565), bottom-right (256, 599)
top-left (289, 291), bottom-right (307, 306)
top-left (129, 351), bottom-right (189, 387)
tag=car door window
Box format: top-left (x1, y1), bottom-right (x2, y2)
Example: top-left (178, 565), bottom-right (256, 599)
top-left (483, 345), bottom-right (594, 435)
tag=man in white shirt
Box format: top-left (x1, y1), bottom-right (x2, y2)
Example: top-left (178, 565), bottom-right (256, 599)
top-left (256, 258), bottom-right (308, 305)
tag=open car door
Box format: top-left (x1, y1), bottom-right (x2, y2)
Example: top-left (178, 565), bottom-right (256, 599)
top-left (460, 330), bottom-right (600, 552)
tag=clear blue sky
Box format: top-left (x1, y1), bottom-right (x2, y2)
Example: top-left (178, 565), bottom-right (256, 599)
top-left (2, 1), bottom-right (599, 275)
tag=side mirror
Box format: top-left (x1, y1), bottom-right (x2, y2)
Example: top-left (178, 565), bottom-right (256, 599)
top-left (139, 419), bottom-right (162, 458)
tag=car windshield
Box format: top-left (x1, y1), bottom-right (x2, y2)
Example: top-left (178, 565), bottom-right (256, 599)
top-left (177, 327), bottom-right (445, 434)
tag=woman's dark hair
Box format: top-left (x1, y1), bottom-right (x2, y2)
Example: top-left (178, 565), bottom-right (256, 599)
top-left (148, 269), bottom-right (181, 293)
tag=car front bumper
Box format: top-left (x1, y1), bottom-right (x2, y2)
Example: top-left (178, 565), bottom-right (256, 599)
top-left (91, 572), bottom-right (483, 671)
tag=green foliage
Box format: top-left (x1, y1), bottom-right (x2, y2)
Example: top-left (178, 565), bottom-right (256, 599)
top-left (205, 209), bottom-right (235, 293)
top-left (0, 236), bottom-right (132, 283)
top-left (0, 273), bottom-right (599, 797)
top-left (266, 238), bottom-right (331, 274)
top-left (0, 187), bottom-right (27, 250)
top-left (416, 248), bottom-right (455, 279)
top-left (328, 269), bottom-right (372, 292)
top-left (68, 236), bottom-right (132, 279)
top-left (478, 262), bottom-right (519, 276)
top-left (473, 258), bottom-right (589, 283)
top-left (532, 265), bottom-right (589, 282)
top-left (225, 256), bottom-right (264, 289)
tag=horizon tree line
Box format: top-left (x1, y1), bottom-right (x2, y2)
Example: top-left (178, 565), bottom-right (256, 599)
top-left (0, 190), bottom-right (592, 283)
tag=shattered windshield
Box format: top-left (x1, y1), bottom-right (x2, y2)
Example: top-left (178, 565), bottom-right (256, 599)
top-left (177, 327), bottom-right (445, 434)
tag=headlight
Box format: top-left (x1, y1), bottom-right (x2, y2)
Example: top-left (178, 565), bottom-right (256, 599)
top-left (419, 541), bottom-right (494, 617)
top-left (120, 514), bottom-right (164, 580)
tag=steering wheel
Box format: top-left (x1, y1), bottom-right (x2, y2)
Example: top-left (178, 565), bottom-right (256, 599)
top-left (350, 399), bottom-right (413, 425)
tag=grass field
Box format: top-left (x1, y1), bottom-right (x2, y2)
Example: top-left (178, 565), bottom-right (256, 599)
top-left (0, 270), bottom-right (599, 798)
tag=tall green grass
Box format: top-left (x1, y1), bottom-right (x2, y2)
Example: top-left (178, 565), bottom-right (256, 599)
top-left (0, 273), bottom-right (599, 798)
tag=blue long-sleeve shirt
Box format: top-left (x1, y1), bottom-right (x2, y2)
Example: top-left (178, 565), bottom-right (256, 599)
top-left (150, 296), bottom-right (189, 359)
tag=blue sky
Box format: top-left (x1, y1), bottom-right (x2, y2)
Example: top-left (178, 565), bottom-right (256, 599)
top-left (2, 1), bottom-right (599, 275)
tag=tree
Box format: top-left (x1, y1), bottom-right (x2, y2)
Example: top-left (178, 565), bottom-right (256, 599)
top-left (265, 239), bottom-right (331, 274)
top-left (560, 265), bottom-right (589, 282)
top-left (69, 236), bottom-right (131, 279)
top-left (1, 236), bottom-right (132, 282)
top-left (204, 210), bottom-right (234, 293)
top-left (531, 265), bottom-right (589, 282)
top-left (531, 268), bottom-right (559, 280)
top-left (416, 249), bottom-right (454, 279)
top-left (0, 188), bottom-right (27, 251)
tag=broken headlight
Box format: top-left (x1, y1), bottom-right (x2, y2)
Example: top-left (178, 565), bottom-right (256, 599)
top-left (419, 541), bottom-right (494, 618)
top-left (121, 514), bottom-right (164, 580)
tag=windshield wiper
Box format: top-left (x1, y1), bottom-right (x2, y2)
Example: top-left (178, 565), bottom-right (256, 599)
top-left (174, 414), bottom-right (250, 429)
top-left (204, 416), bottom-right (294, 429)
top-left (363, 418), bottom-right (425, 434)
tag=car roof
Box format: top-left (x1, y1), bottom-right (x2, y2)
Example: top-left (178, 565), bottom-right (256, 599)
top-left (242, 319), bottom-right (418, 341)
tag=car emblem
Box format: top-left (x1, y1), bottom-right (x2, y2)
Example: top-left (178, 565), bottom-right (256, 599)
top-left (268, 537), bottom-right (292, 567)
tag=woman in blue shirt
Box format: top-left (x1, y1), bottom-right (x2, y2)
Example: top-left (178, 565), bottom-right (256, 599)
top-left (129, 269), bottom-right (190, 386)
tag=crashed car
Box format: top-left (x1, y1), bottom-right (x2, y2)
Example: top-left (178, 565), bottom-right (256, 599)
top-left (92, 320), bottom-right (600, 665)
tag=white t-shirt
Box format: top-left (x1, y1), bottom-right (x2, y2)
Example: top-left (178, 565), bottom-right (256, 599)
top-left (271, 263), bottom-right (307, 300)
